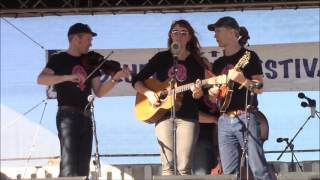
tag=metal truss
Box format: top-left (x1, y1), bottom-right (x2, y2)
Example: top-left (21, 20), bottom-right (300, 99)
top-left (0, 0), bottom-right (319, 17)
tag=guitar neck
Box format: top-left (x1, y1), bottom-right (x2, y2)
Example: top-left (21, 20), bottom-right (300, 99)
top-left (169, 79), bottom-right (209, 95)
top-left (234, 63), bottom-right (242, 71)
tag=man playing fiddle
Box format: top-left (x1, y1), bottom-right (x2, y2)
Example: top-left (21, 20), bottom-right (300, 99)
top-left (37, 23), bottom-right (130, 177)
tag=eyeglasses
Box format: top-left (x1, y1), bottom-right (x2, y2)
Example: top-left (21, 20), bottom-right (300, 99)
top-left (171, 30), bottom-right (189, 37)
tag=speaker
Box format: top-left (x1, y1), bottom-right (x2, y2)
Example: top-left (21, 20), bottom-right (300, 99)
top-left (277, 172), bottom-right (320, 180)
top-left (153, 175), bottom-right (237, 180)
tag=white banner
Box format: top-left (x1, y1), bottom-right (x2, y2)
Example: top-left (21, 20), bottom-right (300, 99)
top-left (46, 42), bottom-right (319, 97)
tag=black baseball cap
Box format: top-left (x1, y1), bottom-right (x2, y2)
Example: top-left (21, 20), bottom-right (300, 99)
top-left (67, 23), bottom-right (97, 36)
top-left (208, 16), bottom-right (240, 31)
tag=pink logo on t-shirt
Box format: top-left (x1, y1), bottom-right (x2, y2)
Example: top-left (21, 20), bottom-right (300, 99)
top-left (168, 64), bottom-right (187, 82)
top-left (72, 65), bottom-right (87, 91)
top-left (221, 64), bottom-right (234, 75)
top-left (203, 95), bottom-right (218, 113)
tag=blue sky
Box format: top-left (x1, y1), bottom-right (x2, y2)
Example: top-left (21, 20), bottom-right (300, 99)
top-left (1, 9), bottom-right (319, 164)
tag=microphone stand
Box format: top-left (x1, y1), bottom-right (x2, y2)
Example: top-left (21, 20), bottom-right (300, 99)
top-left (316, 110), bottom-right (320, 119)
top-left (170, 55), bottom-right (178, 175)
top-left (5, 98), bottom-right (48, 129)
top-left (280, 138), bottom-right (302, 172)
top-left (85, 96), bottom-right (101, 179)
top-left (239, 88), bottom-right (256, 180)
top-left (276, 105), bottom-right (320, 172)
top-left (23, 99), bottom-right (49, 179)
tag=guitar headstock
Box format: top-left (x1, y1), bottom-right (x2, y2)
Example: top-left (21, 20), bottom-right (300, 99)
top-left (236, 50), bottom-right (251, 69)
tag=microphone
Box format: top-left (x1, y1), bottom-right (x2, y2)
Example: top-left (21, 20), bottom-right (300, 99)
top-left (301, 101), bottom-right (309, 108)
top-left (277, 137), bottom-right (289, 143)
top-left (298, 92), bottom-right (309, 100)
top-left (298, 92), bottom-right (316, 106)
top-left (298, 92), bottom-right (316, 117)
top-left (170, 41), bottom-right (180, 57)
top-left (249, 82), bottom-right (263, 89)
top-left (301, 102), bottom-right (316, 118)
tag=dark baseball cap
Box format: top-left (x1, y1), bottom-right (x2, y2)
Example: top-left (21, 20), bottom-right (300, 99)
top-left (208, 16), bottom-right (240, 31)
top-left (68, 23), bottom-right (97, 36)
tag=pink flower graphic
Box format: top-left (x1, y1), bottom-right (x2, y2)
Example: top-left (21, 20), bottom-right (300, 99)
top-left (221, 64), bottom-right (234, 75)
top-left (72, 65), bottom-right (87, 91)
top-left (167, 64), bottom-right (187, 82)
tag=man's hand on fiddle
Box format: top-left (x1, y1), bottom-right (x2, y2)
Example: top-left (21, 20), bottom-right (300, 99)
top-left (67, 74), bottom-right (85, 84)
top-left (112, 66), bottom-right (131, 81)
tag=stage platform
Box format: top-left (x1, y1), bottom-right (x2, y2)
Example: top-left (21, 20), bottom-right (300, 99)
top-left (1, 160), bottom-right (319, 180)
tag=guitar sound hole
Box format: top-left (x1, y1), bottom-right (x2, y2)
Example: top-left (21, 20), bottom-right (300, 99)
top-left (159, 90), bottom-right (168, 101)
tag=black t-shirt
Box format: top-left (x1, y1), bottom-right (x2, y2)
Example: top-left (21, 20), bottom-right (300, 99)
top-left (46, 52), bottom-right (100, 108)
top-left (132, 50), bottom-right (205, 121)
top-left (212, 48), bottom-right (263, 112)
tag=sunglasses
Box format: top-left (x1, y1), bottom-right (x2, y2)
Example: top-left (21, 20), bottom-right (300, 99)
top-left (171, 30), bottom-right (189, 36)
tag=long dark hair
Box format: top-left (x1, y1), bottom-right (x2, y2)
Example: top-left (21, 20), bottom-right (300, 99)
top-left (167, 20), bottom-right (208, 70)
top-left (238, 26), bottom-right (250, 47)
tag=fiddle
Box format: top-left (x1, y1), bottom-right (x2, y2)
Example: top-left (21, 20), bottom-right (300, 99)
top-left (80, 51), bottom-right (122, 78)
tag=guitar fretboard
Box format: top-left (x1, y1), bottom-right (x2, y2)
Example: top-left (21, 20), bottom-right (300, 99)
top-left (168, 78), bottom-right (224, 95)
top-left (175, 79), bottom-right (207, 93)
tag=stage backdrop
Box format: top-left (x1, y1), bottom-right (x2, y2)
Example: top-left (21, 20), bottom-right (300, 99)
top-left (46, 42), bottom-right (319, 98)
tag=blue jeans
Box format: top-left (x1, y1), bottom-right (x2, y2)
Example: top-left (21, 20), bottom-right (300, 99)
top-left (56, 108), bottom-right (93, 177)
top-left (218, 113), bottom-right (272, 180)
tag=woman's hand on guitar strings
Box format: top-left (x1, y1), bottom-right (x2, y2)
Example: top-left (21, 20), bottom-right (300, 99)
top-left (144, 91), bottom-right (161, 106)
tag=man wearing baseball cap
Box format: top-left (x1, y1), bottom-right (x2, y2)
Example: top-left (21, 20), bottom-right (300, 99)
top-left (208, 16), bottom-right (240, 31)
top-left (37, 23), bottom-right (130, 177)
top-left (67, 23), bottom-right (97, 37)
top-left (207, 16), bottom-right (273, 180)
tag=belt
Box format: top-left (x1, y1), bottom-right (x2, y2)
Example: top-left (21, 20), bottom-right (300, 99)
top-left (224, 110), bottom-right (245, 118)
top-left (59, 105), bottom-right (84, 112)
top-left (58, 105), bottom-right (91, 117)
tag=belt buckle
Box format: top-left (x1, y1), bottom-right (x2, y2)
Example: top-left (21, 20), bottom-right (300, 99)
top-left (225, 110), bottom-right (240, 118)
top-left (228, 111), bottom-right (236, 118)
top-left (59, 106), bottom-right (91, 118)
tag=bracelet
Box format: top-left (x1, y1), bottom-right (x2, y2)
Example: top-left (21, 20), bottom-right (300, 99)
top-left (238, 79), bottom-right (248, 89)
top-left (111, 78), bottom-right (121, 83)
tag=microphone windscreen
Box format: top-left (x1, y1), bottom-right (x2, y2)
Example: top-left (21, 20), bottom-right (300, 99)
top-left (255, 82), bottom-right (263, 89)
top-left (301, 101), bottom-right (309, 107)
top-left (170, 42), bottom-right (180, 56)
top-left (298, 92), bottom-right (305, 99)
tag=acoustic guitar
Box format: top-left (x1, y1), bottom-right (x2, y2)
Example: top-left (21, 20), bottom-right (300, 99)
top-left (134, 75), bottom-right (227, 123)
top-left (219, 50), bottom-right (251, 112)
